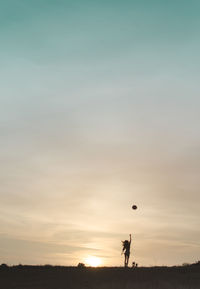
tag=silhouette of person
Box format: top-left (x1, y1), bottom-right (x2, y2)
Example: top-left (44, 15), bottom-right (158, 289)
top-left (121, 234), bottom-right (131, 267)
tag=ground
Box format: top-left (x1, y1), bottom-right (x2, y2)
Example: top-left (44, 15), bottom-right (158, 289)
top-left (0, 264), bottom-right (200, 289)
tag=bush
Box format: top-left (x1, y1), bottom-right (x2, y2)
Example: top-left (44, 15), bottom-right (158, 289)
top-left (77, 263), bottom-right (85, 268)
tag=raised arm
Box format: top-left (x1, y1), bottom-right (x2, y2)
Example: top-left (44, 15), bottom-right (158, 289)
top-left (129, 234), bottom-right (132, 244)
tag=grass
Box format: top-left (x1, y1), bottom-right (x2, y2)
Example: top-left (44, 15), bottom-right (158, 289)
top-left (0, 264), bottom-right (200, 289)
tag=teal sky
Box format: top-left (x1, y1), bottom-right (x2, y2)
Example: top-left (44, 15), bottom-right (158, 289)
top-left (1, 0), bottom-right (200, 266)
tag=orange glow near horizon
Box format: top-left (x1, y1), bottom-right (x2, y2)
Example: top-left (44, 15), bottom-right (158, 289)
top-left (85, 256), bottom-right (102, 267)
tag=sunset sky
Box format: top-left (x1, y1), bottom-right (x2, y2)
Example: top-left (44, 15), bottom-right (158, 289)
top-left (1, 0), bottom-right (200, 267)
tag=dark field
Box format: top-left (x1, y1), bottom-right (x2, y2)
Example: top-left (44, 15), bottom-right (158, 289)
top-left (1, 264), bottom-right (200, 289)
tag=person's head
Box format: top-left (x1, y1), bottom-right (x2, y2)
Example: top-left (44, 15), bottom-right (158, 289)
top-left (122, 240), bottom-right (129, 248)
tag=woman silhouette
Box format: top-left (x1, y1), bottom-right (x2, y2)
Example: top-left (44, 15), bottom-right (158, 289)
top-left (121, 234), bottom-right (132, 267)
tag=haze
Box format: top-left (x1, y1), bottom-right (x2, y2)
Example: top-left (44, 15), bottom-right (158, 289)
top-left (0, 0), bottom-right (200, 266)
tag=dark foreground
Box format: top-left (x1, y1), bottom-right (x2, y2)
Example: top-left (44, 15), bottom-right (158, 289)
top-left (1, 264), bottom-right (200, 289)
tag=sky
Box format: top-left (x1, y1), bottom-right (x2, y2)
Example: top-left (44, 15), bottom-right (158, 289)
top-left (0, 0), bottom-right (200, 267)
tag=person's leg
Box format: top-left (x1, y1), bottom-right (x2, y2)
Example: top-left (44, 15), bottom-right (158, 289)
top-left (125, 255), bottom-right (128, 267)
top-left (127, 254), bottom-right (129, 267)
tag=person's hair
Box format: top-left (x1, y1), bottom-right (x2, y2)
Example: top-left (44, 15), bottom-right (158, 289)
top-left (122, 240), bottom-right (129, 250)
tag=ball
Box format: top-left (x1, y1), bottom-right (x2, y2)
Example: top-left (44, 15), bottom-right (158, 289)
top-left (132, 205), bottom-right (137, 210)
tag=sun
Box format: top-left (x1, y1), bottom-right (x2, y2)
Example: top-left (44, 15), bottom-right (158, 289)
top-left (85, 256), bottom-right (101, 267)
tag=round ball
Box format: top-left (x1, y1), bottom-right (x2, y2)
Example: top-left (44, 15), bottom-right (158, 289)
top-left (132, 205), bottom-right (137, 210)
